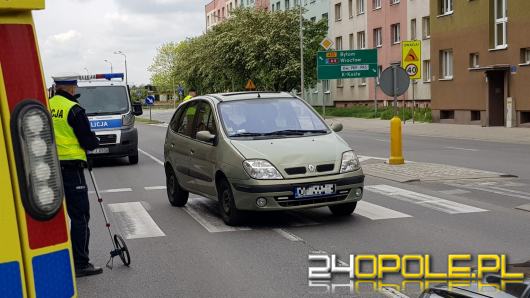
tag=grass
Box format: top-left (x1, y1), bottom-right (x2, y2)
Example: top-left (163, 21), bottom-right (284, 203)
top-left (135, 117), bottom-right (164, 125)
top-left (313, 106), bottom-right (432, 123)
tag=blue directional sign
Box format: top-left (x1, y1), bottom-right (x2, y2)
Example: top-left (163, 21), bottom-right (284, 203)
top-left (177, 85), bottom-right (184, 97)
top-left (145, 95), bottom-right (155, 105)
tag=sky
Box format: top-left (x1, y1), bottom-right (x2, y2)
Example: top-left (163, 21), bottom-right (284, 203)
top-left (34, 0), bottom-right (211, 87)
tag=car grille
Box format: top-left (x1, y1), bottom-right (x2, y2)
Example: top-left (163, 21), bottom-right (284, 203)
top-left (274, 193), bottom-right (349, 207)
top-left (284, 163), bottom-right (335, 176)
top-left (97, 134), bottom-right (117, 145)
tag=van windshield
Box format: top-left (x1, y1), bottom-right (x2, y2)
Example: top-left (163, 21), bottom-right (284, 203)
top-left (218, 98), bottom-right (329, 138)
top-left (77, 86), bottom-right (129, 116)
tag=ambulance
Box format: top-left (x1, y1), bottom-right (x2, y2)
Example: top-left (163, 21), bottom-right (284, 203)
top-left (1, 1), bottom-right (77, 297)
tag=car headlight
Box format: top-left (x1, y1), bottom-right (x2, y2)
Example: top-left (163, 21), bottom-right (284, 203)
top-left (122, 112), bottom-right (135, 127)
top-left (340, 151), bottom-right (360, 173)
top-left (243, 159), bottom-right (283, 180)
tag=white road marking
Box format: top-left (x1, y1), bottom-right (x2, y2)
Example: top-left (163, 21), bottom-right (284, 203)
top-left (439, 189), bottom-right (471, 195)
top-left (365, 185), bottom-right (487, 214)
top-left (88, 188), bottom-right (132, 194)
top-left (138, 148), bottom-right (164, 166)
top-left (358, 155), bottom-right (388, 162)
top-left (448, 183), bottom-right (530, 201)
top-left (149, 123), bottom-right (169, 128)
top-left (374, 138), bottom-right (388, 142)
top-left (445, 146), bottom-right (479, 152)
top-left (380, 287), bottom-right (411, 298)
top-left (144, 186), bottom-right (167, 190)
top-left (355, 201), bottom-right (412, 220)
top-left (273, 228), bottom-right (304, 242)
top-left (184, 196), bottom-right (251, 233)
top-left (107, 202), bottom-right (166, 239)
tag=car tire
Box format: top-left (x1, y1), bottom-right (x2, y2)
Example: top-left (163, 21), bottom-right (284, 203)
top-left (166, 168), bottom-right (188, 207)
top-left (218, 179), bottom-right (243, 226)
top-left (329, 202), bottom-right (357, 216)
top-left (129, 152), bottom-right (139, 165)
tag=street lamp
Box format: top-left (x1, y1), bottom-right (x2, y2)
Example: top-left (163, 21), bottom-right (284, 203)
top-left (114, 50), bottom-right (128, 85)
top-left (104, 59), bottom-right (113, 73)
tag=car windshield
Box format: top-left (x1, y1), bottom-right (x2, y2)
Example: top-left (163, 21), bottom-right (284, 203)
top-left (218, 98), bottom-right (329, 138)
top-left (77, 86), bottom-right (129, 116)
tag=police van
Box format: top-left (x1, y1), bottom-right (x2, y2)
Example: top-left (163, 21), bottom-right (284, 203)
top-left (76, 73), bottom-right (143, 164)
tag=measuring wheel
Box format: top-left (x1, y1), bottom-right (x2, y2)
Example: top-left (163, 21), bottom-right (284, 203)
top-left (113, 234), bottom-right (131, 266)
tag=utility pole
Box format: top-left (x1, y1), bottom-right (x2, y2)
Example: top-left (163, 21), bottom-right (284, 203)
top-left (114, 51), bottom-right (128, 85)
top-left (104, 59), bottom-right (113, 73)
top-left (299, 2), bottom-right (305, 99)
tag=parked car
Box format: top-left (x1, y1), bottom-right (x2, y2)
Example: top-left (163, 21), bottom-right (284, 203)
top-left (163, 92), bottom-right (364, 225)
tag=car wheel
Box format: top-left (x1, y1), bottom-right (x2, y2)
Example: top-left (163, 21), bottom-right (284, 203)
top-left (129, 151), bottom-right (139, 165)
top-left (166, 168), bottom-right (188, 207)
top-left (329, 202), bottom-right (357, 216)
top-left (218, 179), bottom-right (243, 226)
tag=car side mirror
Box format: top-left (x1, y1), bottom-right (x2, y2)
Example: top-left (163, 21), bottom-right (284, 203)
top-left (330, 122), bottom-right (343, 133)
top-left (196, 130), bottom-right (216, 143)
top-left (132, 102), bottom-right (143, 116)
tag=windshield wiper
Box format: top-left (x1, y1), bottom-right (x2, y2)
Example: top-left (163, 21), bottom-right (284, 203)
top-left (230, 132), bottom-right (265, 137)
top-left (264, 129), bottom-right (328, 136)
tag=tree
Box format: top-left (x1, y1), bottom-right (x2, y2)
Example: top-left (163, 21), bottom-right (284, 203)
top-left (149, 8), bottom-right (327, 94)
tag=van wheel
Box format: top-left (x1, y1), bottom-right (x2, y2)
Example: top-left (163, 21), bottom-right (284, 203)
top-left (218, 179), bottom-right (243, 226)
top-left (166, 168), bottom-right (188, 207)
top-left (129, 152), bottom-right (139, 165)
top-left (329, 202), bottom-right (357, 216)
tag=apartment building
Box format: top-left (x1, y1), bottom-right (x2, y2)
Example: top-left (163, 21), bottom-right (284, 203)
top-left (206, 0), bottom-right (269, 30)
top-left (407, 0), bottom-right (431, 106)
top-left (430, 0), bottom-right (530, 127)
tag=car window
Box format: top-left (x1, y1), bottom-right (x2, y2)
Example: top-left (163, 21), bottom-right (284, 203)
top-left (177, 102), bottom-right (198, 137)
top-left (218, 98), bottom-right (328, 137)
top-left (193, 101), bottom-right (217, 138)
top-left (169, 105), bottom-right (185, 132)
top-left (77, 86), bottom-right (129, 116)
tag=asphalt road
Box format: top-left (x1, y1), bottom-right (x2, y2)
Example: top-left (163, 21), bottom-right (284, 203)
top-left (77, 121), bottom-right (530, 298)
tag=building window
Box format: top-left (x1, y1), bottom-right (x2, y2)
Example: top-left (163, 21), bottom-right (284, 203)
top-left (391, 23), bottom-right (401, 44)
top-left (521, 48), bottom-right (530, 64)
top-left (357, 31), bottom-right (366, 49)
top-left (349, 33), bottom-right (354, 50)
top-left (335, 36), bottom-right (343, 50)
top-left (440, 0), bottom-right (453, 15)
top-left (373, 0), bottom-right (381, 9)
top-left (423, 60), bottom-right (431, 82)
top-left (360, 77), bottom-right (367, 85)
top-left (469, 53), bottom-right (479, 68)
top-left (285, 0), bottom-right (290, 10)
top-left (391, 0), bottom-right (400, 4)
top-left (440, 49), bottom-right (453, 79)
top-left (410, 18), bottom-right (417, 40)
top-left (277, 1), bottom-right (281, 9)
top-left (440, 110), bottom-right (455, 119)
top-left (422, 16), bottom-right (431, 39)
top-left (334, 3), bottom-right (342, 21)
top-left (376, 65), bottom-right (383, 84)
top-left (272, 3), bottom-right (275, 11)
top-left (322, 13), bottom-right (328, 19)
top-left (348, 0), bottom-right (353, 18)
top-left (471, 111), bottom-right (481, 121)
top-left (374, 27), bottom-right (382, 47)
top-left (357, 0), bottom-right (365, 14)
top-left (494, 0), bottom-right (507, 49)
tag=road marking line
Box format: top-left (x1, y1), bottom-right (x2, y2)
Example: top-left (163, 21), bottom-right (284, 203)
top-left (445, 146), bottom-right (479, 152)
top-left (144, 186), bottom-right (167, 190)
top-left (380, 287), bottom-right (411, 298)
top-left (138, 148), bottom-right (164, 166)
top-left (355, 201), bottom-right (412, 220)
top-left (184, 196), bottom-right (251, 233)
top-left (273, 228), bottom-right (304, 242)
top-left (149, 123), bottom-right (169, 128)
top-left (365, 185), bottom-right (487, 214)
top-left (374, 138), bottom-right (388, 142)
top-left (439, 189), bottom-right (471, 195)
top-left (88, 188), bottom-right (132, 194)
top-left (107, 202), bottom-right (166, 239)
top-left (448, 183), bottom-right (530, 201)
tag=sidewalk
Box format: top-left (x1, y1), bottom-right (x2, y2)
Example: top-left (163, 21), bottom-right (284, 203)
top-left (330, 117), bottom-right (530, 145)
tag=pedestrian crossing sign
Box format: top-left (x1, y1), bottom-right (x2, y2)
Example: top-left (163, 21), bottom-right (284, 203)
top-left (402, 40), bottom-right (422, 80)
top-left (245, 79), bottom-right (256, 91)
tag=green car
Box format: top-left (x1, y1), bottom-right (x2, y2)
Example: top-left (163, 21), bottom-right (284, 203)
top-left (163, 92), bottom-right (364, 225)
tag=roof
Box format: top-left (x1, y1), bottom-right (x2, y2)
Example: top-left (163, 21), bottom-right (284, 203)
top-left (206, 91), bottom-right (297, 102)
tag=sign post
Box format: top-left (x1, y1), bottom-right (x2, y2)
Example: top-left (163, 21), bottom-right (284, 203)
top-left (145, 95), bottom-right (155, 121)
top-left (402, 40), bottom-right (422, 123)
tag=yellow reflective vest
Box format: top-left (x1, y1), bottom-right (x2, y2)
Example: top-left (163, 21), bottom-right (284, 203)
top-left (49, 95), bottom-right (87, 161)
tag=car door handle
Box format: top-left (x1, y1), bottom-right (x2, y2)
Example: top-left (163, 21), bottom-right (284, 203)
top-left (190, 149), bottom-right (195, 155)
top-left (170, 143), bottom-right (175, 148)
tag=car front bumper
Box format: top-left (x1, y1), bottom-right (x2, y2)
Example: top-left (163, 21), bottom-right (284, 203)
top-left (230, 169), bottom-right (364, 211)
top-left (88, 127), bottom-right (138, 159)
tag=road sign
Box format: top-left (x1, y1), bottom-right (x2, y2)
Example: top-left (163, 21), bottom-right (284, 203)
top-left (379, 66), bottom-right (410, 97)
top-left (320, 37), bottom-right (334, 51)
top-left (317, 49), bottom-right (378, 80)
top-left (177, 85), bottom-right (184, 97)
top-left (245, 79), bottom-right (256, 91)
top-left (145, 95), bottom-right (155, 105)
top-left (402, 40), bottom-right (421, 80)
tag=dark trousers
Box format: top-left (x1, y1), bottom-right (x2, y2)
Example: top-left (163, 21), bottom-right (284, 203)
top-left (61, 165), bottom-right (91, 269)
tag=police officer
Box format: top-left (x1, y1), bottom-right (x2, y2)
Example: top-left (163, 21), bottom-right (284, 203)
top-left (183, 88), bottom-right (197, 102)
top-left (49, 76), bottom-right (103, 277)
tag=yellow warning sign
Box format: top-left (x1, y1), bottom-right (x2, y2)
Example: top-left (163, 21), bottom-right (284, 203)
top-left (245, 79), bottom-right (256, 91)
top-left (402, 40), bottom-right (422, 80)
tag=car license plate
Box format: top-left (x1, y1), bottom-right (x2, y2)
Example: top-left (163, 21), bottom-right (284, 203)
top-left (88, 147), bottom-right (109, 154)
top-left (295, 184), bottom-right (336, 199)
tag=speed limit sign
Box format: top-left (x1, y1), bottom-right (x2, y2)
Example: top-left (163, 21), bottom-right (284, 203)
top-left (405, 64), bottom-right (418, 77)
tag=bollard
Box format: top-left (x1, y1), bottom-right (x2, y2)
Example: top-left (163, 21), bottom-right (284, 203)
top-left (389, 116), bottom-right (405, 165)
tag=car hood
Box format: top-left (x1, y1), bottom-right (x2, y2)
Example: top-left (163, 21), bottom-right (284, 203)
top-left (230, 133), bottom-right (351, 176)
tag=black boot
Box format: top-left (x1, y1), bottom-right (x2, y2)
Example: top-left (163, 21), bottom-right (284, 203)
top-left (75, 263), bottom-right (103, 277)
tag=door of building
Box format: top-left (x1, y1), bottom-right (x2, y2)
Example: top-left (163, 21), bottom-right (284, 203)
top-left (487, 71), bottom-right (506, 126)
